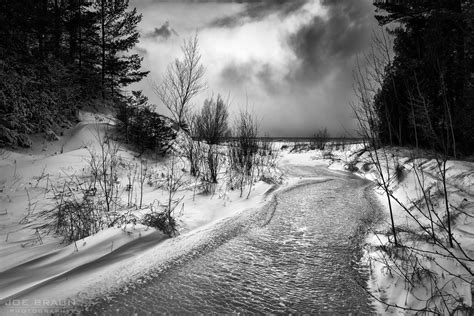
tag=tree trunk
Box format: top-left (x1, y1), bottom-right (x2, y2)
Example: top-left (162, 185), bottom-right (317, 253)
top-left (54, 0), bottom-right (60, 56)
top-left (101, 0), bottom-right (106, 99)
top-left (453, 0), bottom-right (465, 156)
top-left (78, 0), bottom-right (82, 68)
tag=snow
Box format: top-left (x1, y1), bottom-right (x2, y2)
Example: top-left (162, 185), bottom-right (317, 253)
top-left (1, 118), bottom-right (473, 314)
top-left (0, 111), bottom-right (274, 314)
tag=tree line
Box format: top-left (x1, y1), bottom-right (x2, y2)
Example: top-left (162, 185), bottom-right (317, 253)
top-left (372, 0), bottom-right (473, 157)
top-left (352, 2), bottom-right (474, 312)
top-left (0, 0), bottom-right (148, 147)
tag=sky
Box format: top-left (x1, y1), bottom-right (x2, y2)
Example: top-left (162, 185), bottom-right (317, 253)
top-left (130, 0), bottom-right (379, 137)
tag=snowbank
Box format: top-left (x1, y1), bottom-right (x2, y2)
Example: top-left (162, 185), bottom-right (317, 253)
top-left (0, 111), bottom-right (275, 314)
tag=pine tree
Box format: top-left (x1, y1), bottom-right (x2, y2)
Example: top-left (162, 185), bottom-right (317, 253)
top-left (0, 0), bottom-right (149, 147)
top-left (95, 0), bottom-right (149, 99)
top-left (373, 0), bottom-right (473, 155)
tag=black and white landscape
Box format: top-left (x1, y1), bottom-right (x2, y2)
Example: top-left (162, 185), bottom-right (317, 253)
top-left (0, 0), bottom-right (473, 315)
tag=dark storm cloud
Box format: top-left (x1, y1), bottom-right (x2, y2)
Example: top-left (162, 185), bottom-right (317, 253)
top-left (210, 0), bottom-right (308, 27)
top-left (220, 61), bottom-right (281, 93)
top-left (256, 64), bottom-right (281, 94)
top-left (287, 0), bottom-right (375, 82)
top-left (215, 0), bottom-right (377, 136)
top-left (131, 0), bottom-right (379, 136)
top-left (144, 21), bottom-right (178, 40)
top-left (218, 0), bottom-right (376, 87)
top-left (134, 0), bottom-right (308, 28)
top-left (221, 61), bottom-right (253, 85)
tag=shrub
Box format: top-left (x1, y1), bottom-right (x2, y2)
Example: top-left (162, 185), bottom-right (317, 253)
top-left (346, 161), bottom-right (359, 172)
top-left (144, 154), bottom-right (186, 235)
top-left (227, 109), bottom-right (259, 197)
top-left (37, 182), bottom-right (106, 244)
top-left (195, 94), bottom-right (229, 145)
top-left (117, 90), bottom-right (176, 154)
top-left (35, 128), bottom-right (126, 244)
top-left (142, 211), bottom-right (176, 237)
top-left (311, 128), bottom-right (329, 150)
top-left (203, 145), bottom-right (220, 185)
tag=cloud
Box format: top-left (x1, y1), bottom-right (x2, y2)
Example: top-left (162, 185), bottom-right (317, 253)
top-left (143, 21), bottom-right (178, 40)
top-left (212, 0), bottom-right (375, 85)
top-left (220, 60), bottom-right (281, 92)
top-left (211, 0), bottom-right (377, 135)
top-left (220, 61), bottom-right (253, 86)
top-left (286, 0), bottom-right (375, 83)
top-left (216, 0), bottom-right (375, 86)
top-left (131, 0), bottom-right (379, 136)
top-left (210, 0), bottom-right (308, 27)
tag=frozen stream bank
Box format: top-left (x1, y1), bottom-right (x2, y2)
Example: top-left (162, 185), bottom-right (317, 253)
top-left (89, 166), bottom-right (378, 314)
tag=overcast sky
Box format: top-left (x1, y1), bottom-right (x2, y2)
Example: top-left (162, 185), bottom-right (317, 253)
top-left (130, 0), bottom-right (379, 137)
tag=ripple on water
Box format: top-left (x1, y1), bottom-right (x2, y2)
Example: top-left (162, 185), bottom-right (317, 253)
top-left (88, 175), bottom-right (376, 315)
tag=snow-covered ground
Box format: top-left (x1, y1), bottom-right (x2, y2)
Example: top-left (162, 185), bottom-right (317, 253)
top-left (0, 114), bottom-right (472, 314)
top-left (0, 112), bottom-right (276, 314)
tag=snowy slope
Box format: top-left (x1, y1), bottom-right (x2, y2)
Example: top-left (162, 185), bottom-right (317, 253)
top-left (0, 111), bottom-right (274, 314)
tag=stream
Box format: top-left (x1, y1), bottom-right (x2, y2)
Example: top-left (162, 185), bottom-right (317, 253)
top-left (87, 166), bottom-right (378, 314)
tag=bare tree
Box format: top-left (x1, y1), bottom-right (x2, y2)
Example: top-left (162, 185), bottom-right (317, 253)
top-left (203, 145), bottom-right (220, 186)
top-left (155, 34), bottom-right (205, 129)
top-left (138, 159), bottom-right (148, 209)
top-left (196, 94), bottom-right (230, 145)
top-left (87, 125), bottom-right (122, 219)
top-left (228, 108), bottom-right (259, 198)
top-left (181, 111), bottom-right (202, 177)
top-left (125, 161), bottom-right (137, 207)
top-left (352, 30), bottom-right (398, 246)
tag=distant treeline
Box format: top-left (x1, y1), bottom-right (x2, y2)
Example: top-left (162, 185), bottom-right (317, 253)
top-left (215, 137), bottom-right (362, 144)
top-left (373, 1), bottom-right (474, 157)
top-left (0, 0), bottom-right (147, 147)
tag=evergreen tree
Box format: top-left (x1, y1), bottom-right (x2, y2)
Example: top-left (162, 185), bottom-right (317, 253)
top-left (373, 0), bottom-right (473, 156)
top-left (0, 0), bottom-right (149, 147)
top-left (117, 91), bottom-right (177, 153)
top-left (95, 0), bottom-right (149, 99)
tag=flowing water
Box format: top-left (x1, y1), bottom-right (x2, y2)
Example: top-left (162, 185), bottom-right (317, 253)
top-left (87, 166), bottom-right (377, 314)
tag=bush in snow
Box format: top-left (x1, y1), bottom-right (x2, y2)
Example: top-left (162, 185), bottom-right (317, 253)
top-left (142, 211), bottom-right (176, 237)
top-left (198, 144), bottom-right (222, 193)
top-left (310, 128), bottom-right (329, 150)
top-left (36, 128), bottom-right (129, 243)
top-left (37, 188), bottom-right (104, 244)
top-left (117, 90), bottom-right (176, 154)
top-left (178, 113), bottom-right (203, 177)
top-left (227, 109), bottom-right (259, 198)
top-left (255, 140), bottom-right (280, 183)
top-left (142, 154), bottom-right (187, 236)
